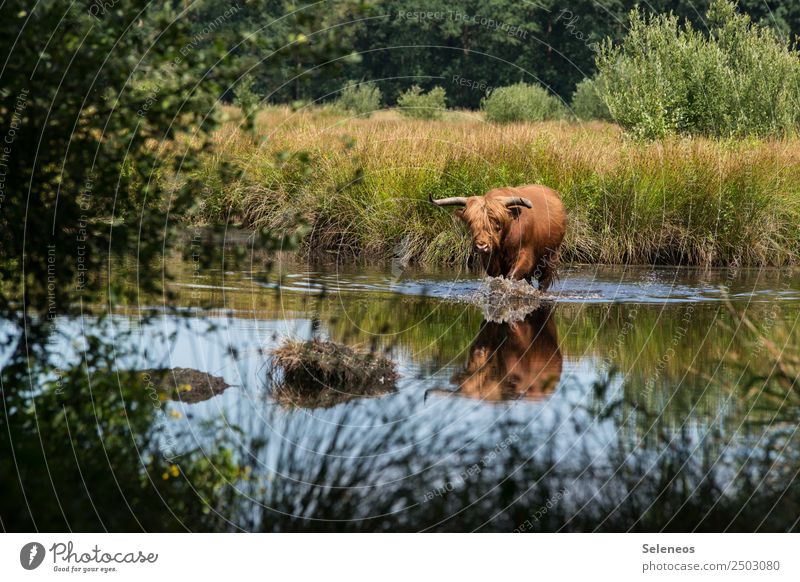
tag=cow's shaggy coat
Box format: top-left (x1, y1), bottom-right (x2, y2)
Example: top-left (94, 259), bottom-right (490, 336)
top-left (432, 184), bottom-right (567, 290)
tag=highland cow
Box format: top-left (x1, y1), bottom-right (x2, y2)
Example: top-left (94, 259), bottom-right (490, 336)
top-left (430, 184), bottom-right (566, 290)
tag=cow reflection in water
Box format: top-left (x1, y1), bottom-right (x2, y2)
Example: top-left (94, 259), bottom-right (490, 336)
top-left (429, 306), bottom-right (562, 402)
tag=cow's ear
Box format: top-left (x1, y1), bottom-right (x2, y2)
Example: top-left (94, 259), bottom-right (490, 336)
top-left (509, 207), bottom-right (523, 219)
top-left (454, 209), bottom-right (466, 221)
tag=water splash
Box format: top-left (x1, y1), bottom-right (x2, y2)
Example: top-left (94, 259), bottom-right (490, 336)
top-left (462, 276), bottom-right (548, 323)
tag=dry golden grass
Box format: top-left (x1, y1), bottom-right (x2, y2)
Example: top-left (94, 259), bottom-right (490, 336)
top-left (269, 339), bottom-right (398, 408)
top-left (189, 105), bottom-right (800, 266)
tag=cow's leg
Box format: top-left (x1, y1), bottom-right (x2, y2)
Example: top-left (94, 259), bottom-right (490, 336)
top-left (535, 251), bottom-right (559, 291)
top-left (538, 265), bottom-right (555, 291)
top-left (482, 253), bottom-right (504, 277)
top-left (507, 255), bottom-right (534, 281)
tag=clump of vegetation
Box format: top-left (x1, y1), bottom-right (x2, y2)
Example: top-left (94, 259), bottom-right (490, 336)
top-left (396, 85), bottom-right (447, 119)
top-left (571, 78), bottom-right (611, 121)
top-left (269, 340), bottom-right (398, 408)
top-left (234, 73), bottom-right (261, 128)
top-left (140, 368), bottom-right (232, 404)
top-left (336, 81), bottom-right (382, 117)
top-left (481, 83), bottom-right (566, 123)
top-left (596, 0), bottom-right (800, 138)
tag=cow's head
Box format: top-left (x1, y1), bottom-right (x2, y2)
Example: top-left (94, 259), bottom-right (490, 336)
top-left (429, 193), bottom-right (532, 255)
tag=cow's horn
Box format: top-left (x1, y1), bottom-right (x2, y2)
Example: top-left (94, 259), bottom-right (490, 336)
top-left (500, 196), bottom-right (533, 209)
top-left (429, 193), bottom-right (468, 207)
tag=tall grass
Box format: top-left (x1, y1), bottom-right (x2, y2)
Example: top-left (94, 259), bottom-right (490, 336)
top-left (234, 372), bottom-right (800, 532)
top-left (190, 106), bottom-right (800, 267)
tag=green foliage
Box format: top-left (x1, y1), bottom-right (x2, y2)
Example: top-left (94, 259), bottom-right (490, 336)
top-left (0, 328), bottom-right (242, 531)
top-left (234, 74), bottom-right (261, 128)
top-left (204, 1), bottom-right (800, 110)
top-left (596, 0), bottom-right (800, 138)
top-left (481, 83), bottom-right (567, 123)
top-left (340, 0), bottom-right (642, 108)
top-left (0, 1), bottom-right (236, 334)
top-left (214, 0), bottom-right (370, 105)
top-left (396, 85), bottom-right (447, 119)
top-left (337, 81), bottom-right (383, 117)
top-left (571, 78), bottom-right (612, 121)
top-left (0, 0), bottom-right (341, 533)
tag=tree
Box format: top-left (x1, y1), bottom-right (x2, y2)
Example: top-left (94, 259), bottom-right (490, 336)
top-left (0, 1), bottom-right (237, 341)
top-left (0, 0), bottom-right (243, 530)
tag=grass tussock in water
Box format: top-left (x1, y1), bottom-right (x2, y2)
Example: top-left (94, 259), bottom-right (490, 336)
top-left (140, 367), bottom-right (231, 404)
top-left (269, 339), bottom-right (398, 408)
top-left (190, 106), bottom-right (800, 267)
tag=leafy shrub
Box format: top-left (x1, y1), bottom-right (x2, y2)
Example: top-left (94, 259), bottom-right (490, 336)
top-left (396, 85), bottom-right (447, 119)
top-left (571, 78), bottom-right (612, 121)
top-left (481, 83), bottom-right (567, 123)
top-left (234, 74), bottom-right (260, 127)
top-left (596, 0), bottom-right (800, 138)
top-left (337, 81), bottom-right (382, 117)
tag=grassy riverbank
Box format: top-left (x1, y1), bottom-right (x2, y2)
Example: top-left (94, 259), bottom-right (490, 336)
top-left (188, 106), bottom-right (800, 267)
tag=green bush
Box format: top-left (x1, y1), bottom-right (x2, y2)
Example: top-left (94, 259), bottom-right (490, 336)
top-left (337, 81), bottom-right (382, 117)
top-left (234, 74), bottom-right (260, 127)
top-left (571, 78), bottom-right (612, 121)
top-left (596, 0), bottom-right (800, 138)
top-left (481, 83), bottom-right (567, 123)
top-left (396, 85), bottom-right (447, 119)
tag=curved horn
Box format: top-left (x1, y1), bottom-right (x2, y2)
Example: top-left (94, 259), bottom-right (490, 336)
top-left (500, 196), bottom-right (533, 209)
top-left (429, 193), bottom-right (468, 207)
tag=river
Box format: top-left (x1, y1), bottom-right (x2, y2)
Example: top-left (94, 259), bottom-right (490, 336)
top-left (30, 252), bottom-right (800, 531)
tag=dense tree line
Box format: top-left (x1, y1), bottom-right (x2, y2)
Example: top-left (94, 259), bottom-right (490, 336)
top-left (185, 0), bottom-right (800, 108)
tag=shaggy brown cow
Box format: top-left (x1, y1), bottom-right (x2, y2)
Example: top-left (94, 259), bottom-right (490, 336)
top-left (426, 306), bottom-right (562, 402)
top-left (430, 184), bottom-right (566, 290)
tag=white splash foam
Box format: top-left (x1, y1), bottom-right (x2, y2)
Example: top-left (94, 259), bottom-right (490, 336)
top-left (461, 276), bottom-right (547, 323)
